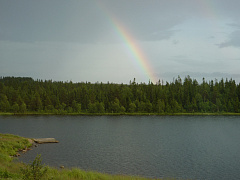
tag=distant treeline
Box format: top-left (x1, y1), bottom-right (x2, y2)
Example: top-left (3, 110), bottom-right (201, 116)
top-left (0, 76), bottom-right (240, 114)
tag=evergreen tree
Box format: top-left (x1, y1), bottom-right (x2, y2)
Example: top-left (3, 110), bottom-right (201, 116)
top-left (0, 94), bottom-right (10, 112)
top-left (0, 76), bottom-right (240, 114)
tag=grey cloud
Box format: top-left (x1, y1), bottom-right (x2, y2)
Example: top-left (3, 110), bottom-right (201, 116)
top-left (0, 0), bottom-right (190, 43)
top-left (0, 40), bottom-right (141, 83)
top-left (172, 40), bottom-right (179, 45)
top-left (0, 0), bottom-right (110, 43)
top-left (2, 0), bottom-right (240, 44)
top-left (218, 30), bottom-right (240, 48)
top-left (171, 56), bottom-right (206, 67)
top-left (208, 36), bottom-right (215, 39)
top-left (226, 23), bottom-right (240, 28)
top-left (217, 22), bottom-right (240, 48)
top-left (3, 0), bottom-right (240, 44)
top-left (143, 30), bottom-right (178, 41)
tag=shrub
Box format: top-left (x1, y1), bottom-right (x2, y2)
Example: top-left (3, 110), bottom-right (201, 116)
top-left (21, 154), bottom-right (48, 180)
top-left (0, 169), bottom-right (12, 178)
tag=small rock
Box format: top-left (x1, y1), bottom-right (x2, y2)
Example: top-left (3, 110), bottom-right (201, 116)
top-left (60, 166), bottom-right (64, 169)
top-left (14, 153), bottom-right (20, 157)
top-left (28, 139), bottom-right (34, 144)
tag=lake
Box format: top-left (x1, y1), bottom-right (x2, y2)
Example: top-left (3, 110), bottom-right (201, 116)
top-left (0, 115), bottom-right (240, 179)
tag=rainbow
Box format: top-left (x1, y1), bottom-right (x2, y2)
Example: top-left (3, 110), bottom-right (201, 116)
top-left (195, 0), bottom-right (223, 22)
top-left (97, 2), bottom-right (158, 83)
top-left (198, 0), bottom-right (217, 19)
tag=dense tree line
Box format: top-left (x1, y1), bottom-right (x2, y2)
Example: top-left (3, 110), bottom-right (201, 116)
top-left (0, 76), bottom-right (240, 114)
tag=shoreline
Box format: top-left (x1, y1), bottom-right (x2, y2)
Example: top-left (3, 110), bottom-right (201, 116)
top-left (1, 112), bottom-right (240, 116)
top-left (0, 133), bottom-right (154, 180)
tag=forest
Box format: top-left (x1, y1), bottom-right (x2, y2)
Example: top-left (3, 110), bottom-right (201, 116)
top-left (0, 76), bottom-right (240, 114)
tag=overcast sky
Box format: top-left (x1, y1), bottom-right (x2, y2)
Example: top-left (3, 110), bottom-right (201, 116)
top-left (1, 0), bottom-right (240, 84)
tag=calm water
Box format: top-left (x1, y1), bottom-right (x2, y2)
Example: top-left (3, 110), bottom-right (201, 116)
top-left (0, 115), bottom-right (240, 179)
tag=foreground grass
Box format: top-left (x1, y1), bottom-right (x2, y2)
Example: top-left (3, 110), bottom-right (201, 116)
top-left (0, 133), bottom-right (161, 180)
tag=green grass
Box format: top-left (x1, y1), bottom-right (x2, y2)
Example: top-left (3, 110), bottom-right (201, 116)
top-left (42, 168), bottom-right (154, 180)
top-left (0, 133), bottom-right (32, 179)
top-left (0, 133), bottom-right (165, 180)
top-left (0, 112), bottom-right (14, 115)
top-left (0, 133), bottom-right (32, 163)
top-left (1, 111), bottom-right (240, 116)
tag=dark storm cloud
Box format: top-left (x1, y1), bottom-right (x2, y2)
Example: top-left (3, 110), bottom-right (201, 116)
top-left (0, 0), bottom-right (191, 43)
top-left (0, 0), bottom-right (108, 43)
top-left (1, 0), bottom-right (240, 43)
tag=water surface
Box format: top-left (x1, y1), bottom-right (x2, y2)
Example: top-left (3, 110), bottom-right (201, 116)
top-left (0, 115), bottom-right (240, 179)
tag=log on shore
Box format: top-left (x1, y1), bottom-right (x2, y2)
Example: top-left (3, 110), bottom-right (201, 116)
top-left (33, 138), bottom-right (59, 144)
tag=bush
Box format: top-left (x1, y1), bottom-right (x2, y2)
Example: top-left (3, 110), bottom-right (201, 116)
top-left (0, 169), bottom-right (12, 178)
top-left (21, 154), bottom-right (48, 180)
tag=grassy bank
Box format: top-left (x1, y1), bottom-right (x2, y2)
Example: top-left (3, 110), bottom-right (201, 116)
top-left (0, 133), bottom-right (158, 180)
top-left (0, 133), bottom-right (32, 179)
